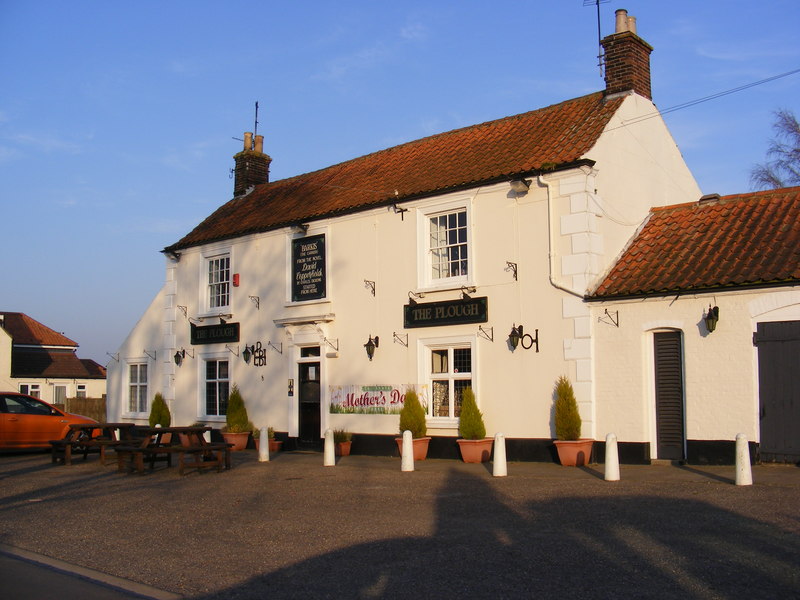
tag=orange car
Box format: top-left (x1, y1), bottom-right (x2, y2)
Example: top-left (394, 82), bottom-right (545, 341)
top-left (0, 392), bottom-right (96, 449)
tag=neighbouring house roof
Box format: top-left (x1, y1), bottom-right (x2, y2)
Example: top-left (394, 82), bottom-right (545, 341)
top-left (166, 91), bottom-right (625, 252)
top-left (0, 312), bottom-right (77, 347)
top-left (590, 187), bottom-right (800, 299)
top-left (12, 349), bottom-right (107, 380)
top-left (0, 312), bottom-right (106, 380)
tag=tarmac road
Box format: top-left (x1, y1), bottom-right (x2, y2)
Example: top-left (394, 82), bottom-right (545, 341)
top-left (0, 450), bottom-right (798, 599)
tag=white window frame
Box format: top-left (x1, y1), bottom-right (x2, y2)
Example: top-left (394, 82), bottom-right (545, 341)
top-left (202, 353), bottom-right (230, 420)
top-left (126, 361), bottom-right (149, 416)
top-left (19, 383), bottom-right (41, 398)
top-left (76, 384), bottom-right (87, 399)
top-left (200, 245), bottom-right (233, 317)
top-left (418, 335), bottom-right (476, 426)
top-left (417, 198), bottom-right (473, 291)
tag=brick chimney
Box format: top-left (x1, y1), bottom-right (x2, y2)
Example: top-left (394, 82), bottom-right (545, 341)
top-left (233, 132), bottom-right (272, 197)
top-left (601, 9), bottom-right (653, 100)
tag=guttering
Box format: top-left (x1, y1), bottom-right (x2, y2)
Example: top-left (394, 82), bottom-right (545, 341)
top-left (585, 280), bottom-right (800, 303)
top-left (539, 174), bottom-right (584, 299)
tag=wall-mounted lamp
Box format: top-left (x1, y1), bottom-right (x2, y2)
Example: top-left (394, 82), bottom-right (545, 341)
top-left (242, 342), bottom-right (267, 366)
top-left (364, 335), bottom-right (379, 361)
top-left (242, 345), bottom-right (252, 364)
top-left (173, 347), bottom-right (194, 366)
top-left (508, 324), bottom-right (539, 352)
top-left (704, 305), bottom-right (720, 333)
top-left (509, 179), bottom-right (531, 194)
top-left (291, 223), bottom-right (310, 234)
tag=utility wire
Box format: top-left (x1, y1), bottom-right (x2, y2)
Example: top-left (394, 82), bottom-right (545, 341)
top-left (609, 67), bottom-right (800, 131)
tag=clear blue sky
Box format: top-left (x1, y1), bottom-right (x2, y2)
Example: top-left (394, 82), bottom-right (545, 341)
top-left (1, 1), bottom-right (798, 364)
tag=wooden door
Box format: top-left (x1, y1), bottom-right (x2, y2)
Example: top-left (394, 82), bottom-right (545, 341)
top-left (654, 331), bottom-right (685, 460)
top-left (754, 321), bottom-right (800, 463)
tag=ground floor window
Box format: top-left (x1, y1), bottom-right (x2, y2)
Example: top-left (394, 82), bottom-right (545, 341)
top-left (19, 384), bottom-right (41, 398)
top-left (76, 384), bottom-right (87, 399)
top-left (205, 359), bottom-right (230, 416)
top-left (426, 342), bottom-right (473, 419)
top-left (128, 363), bottom-right (148, 413)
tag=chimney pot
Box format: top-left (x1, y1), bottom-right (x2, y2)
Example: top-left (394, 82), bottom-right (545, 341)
top-left (254, 134), bottom-right (264, 154)
top-left (233, 131), bottom-right (271, 196)
top-left (615, 9), bottom-right (629, 33)
top-left (243, 132), bottom-right (253, 151)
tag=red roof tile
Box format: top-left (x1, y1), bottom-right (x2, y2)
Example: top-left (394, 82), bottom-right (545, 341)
top-left (167, 92), bottom-right (624, 251)
top-left (0, 312), bottom-right (77, 347)
top-left (591, 187), bottom-right (800, 298)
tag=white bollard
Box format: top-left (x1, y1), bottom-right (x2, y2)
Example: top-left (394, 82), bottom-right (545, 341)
top-left (401, 430), bottom-right (414, 472)
top-left (735, 433), bottom-right (753, 486)
top-left (258, 427), bottom-right (270, 462)
top-left (492, 433), bottom-right (507, 477)
top-left (604, 433), bottom-right (620, 481)
top-left (323, 428), bottom-right (335, 466)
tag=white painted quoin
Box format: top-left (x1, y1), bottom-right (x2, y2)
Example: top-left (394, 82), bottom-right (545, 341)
top-left (107, 10), bottom-right (724, 460)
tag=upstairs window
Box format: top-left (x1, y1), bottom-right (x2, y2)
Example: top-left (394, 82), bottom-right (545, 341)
top-left (207, 254), bottom-right (230, 310)
top-left (419, 201), bottom-right (472, 289)
top-left (429, 209), bottom-right (468, 280)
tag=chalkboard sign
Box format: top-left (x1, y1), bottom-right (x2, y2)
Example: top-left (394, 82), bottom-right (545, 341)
top-left (291, 234), bottom-right (326, 302)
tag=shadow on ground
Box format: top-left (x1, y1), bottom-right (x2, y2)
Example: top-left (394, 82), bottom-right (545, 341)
top-left (189, 469), bottom-right (800, 599)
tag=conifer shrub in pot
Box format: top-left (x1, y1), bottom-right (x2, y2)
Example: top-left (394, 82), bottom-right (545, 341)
top-left (456, 387), bottom-right (493, 463)
top-left (552, 375), bottom-right (593, 466)
top-left (333, 429), bottom-right (352, 456)
top-left (395, 389), bottom-right (431, 460)
top-left (221, 384), bottom-right (253, 451)
top-left (148, 393), bottom-right (172, 443)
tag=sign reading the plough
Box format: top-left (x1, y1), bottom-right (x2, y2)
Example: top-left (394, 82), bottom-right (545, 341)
top-left (291, 234), bottom-right (326, 302)
top-left (329, 384), bottom-right (429, 414)
top-left (404, 297), bottom-right (488, 328)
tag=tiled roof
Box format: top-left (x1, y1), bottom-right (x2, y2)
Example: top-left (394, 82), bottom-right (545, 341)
top-left (591, 187), bottom-right (800, 299)
top-left (167, 92), bottom-right (625, 251)
top-left (12, 349), bottom-right (106, 379)
top-left (0, 312), bottom-right (77, 347)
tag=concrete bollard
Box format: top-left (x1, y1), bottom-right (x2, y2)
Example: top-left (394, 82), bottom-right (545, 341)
top-left (492, 433), bottom-right (507, 477)
top-left (604, 433), bottom-right (620, 481)
top-left (735, 432), bottom-right (753, 486)
top-left (323, 428), bottom-right (335, 466)
top-left (258, 427), bottom-right (269, 462)
top-left (401, 430), bottom-right (414, 472)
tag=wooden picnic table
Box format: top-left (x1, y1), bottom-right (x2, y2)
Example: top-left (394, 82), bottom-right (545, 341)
top-left (50, 422), bottom-right (138, 466)
top-left (115, 426), bottom-right (232, 475)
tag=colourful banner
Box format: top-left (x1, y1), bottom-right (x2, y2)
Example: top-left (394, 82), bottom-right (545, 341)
top-left (329, 384), bottom-right (428, 414)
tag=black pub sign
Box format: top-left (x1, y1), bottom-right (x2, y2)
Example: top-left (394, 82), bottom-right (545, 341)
top-left (404, 297), bottom-right (488, 329)
top-left (191, 322), bottom-right (240, 345)
top-left (291, 234), bottom-right (326, 302)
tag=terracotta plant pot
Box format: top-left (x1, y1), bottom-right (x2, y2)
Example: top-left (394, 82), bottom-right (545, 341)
top-left (222, 431), bottom-right (250, 451)
top-left (395, 436), bottom-right (431, 461)
top-left (335, 441), bottom-right (352, 456)
top-left (554, 439), bottom-right (594, 466)
top-left (269, 439), bottom-right (282, 453)
top-left (457, 438), bottom-right (494, 463)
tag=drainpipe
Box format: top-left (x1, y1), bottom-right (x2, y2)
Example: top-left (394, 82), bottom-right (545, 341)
top-left (539, 174), bottom-right (584, 298)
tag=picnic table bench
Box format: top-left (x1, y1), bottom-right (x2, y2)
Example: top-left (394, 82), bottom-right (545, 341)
top-left (50, 423), bottom-right (138, 466)
top-left (115, 426), bottom-right (232, 475)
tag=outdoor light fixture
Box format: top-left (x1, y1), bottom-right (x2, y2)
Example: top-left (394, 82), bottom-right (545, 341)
top-left (508, 324), bottom-right (523, 350)
top-left (364, 335), bottom-right (379, 361)
top-left (509, 179), bottom-right (531, 194)
top-left (242, 345), bottom-right (253, 364)
top-left (173, 347), bottom-right (194, 366)
top-left (508, 324), bottom-right (539, 352)
top-left (705, 305), bottom-right (720, 333)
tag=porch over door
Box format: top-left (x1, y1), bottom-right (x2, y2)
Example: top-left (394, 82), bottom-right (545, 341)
top-left (654, 331), bottom-right (685, 461)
